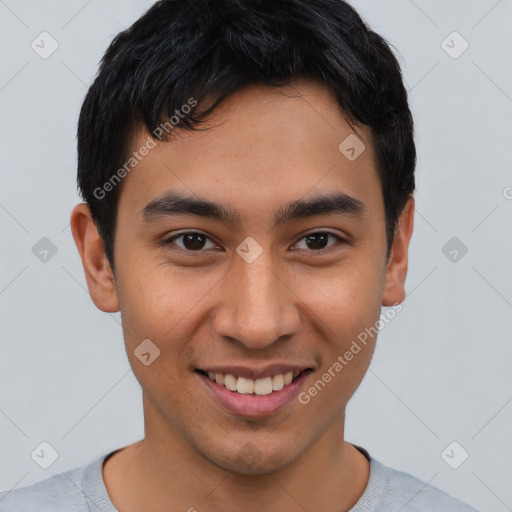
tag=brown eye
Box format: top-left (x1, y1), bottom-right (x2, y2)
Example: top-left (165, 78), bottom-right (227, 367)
top-left (293, 232), bottom-right (345, 252)
top-left (305, 233), bottom-right (329, 250)
top-left (180, 233), bottom-right (207, 251)
top-left (164, 232), bottom-right (218, 252)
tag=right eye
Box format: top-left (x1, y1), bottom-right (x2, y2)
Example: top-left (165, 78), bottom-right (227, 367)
top-left (161, 231), bottom-right (220, 253)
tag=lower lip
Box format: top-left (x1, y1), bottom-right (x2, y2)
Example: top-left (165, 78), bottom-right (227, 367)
top-left (196, 371), bottom-right (312, 418)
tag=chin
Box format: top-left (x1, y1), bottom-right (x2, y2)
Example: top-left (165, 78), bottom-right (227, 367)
top-left (204, 439), bottom-right (302, 476)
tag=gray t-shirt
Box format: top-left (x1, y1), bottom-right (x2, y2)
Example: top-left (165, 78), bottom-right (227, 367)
top-left (0, 445), bottom-right (479, 511)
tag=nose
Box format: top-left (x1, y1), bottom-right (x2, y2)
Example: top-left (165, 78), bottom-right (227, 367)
top-left (212, 251), bottom-right (301, 350)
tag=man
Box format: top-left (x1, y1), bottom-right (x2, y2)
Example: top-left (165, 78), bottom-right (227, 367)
top-left (0, 0), bottom-right (480, 510)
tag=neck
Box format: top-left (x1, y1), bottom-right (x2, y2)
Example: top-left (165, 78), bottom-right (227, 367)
top-left (103, 398), bottom-right (370, 512)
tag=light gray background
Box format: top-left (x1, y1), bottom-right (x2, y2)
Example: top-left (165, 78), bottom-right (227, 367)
top-left (0, 1), bottom-right (511, 510)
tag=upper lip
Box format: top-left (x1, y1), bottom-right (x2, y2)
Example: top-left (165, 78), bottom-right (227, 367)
top-left (196, 364), bottom-right (314, 380)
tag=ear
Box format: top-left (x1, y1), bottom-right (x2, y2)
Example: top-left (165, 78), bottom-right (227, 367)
top-left (382, 196), bottom-right (415, 307)
top-left (70, 203), bottom-right (120, 313)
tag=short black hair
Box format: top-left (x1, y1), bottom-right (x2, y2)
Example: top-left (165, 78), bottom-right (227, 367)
top-left (77, 0), bottom-right (415, 272)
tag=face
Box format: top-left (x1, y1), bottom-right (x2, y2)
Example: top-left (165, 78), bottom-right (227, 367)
top-left (73, 79), bottom-right (412, 475)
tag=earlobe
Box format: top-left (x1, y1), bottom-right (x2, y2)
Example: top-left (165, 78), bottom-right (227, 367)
top-left (382, 196), bottom-right (415, 307)
top-left (70, 203), bottom-right (120, 313)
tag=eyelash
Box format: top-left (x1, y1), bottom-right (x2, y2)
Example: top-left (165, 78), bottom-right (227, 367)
top-left (161, 230), bottom-right (347, 256)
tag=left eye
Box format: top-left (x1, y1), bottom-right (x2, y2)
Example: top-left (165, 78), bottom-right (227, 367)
top-left (292, 232), bottom-right (344, 251)
top-left (164, 231), bottom-right (343, 253)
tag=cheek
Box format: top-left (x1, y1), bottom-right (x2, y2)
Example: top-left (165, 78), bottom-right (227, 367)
top-left (116, 265), bottom-right (219, 405)
top-left (294, 262), bottom-right (384, 337)
top-left (294, 267), bottom-right (381, 416)
top-left (116, 260), bottom-right (222, 350)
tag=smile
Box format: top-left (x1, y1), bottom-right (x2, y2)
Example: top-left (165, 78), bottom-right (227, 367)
top-left (196, 369), bottom-right (311, 396)
top-left (195, 368), bottom-right (314, 417)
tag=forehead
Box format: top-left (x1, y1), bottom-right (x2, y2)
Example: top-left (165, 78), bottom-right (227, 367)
top-left (118, 79), bottom-right (382, 225)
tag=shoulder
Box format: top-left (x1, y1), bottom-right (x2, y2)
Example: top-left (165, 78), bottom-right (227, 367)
top-left (350, 445), bottom-right (480, 512)
top-left (377, 459), bottom-right (480, 511)
top-left (0, 454), bottom-right (108, 512)
top-left (0, 467), bottom-right (86, 512)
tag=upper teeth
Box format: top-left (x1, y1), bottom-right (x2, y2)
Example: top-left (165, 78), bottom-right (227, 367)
top-left (205, 371), bottom-right (300, 395)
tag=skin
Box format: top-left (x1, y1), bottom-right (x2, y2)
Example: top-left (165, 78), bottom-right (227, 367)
top-left (71, 78), bottom-right (414, 512)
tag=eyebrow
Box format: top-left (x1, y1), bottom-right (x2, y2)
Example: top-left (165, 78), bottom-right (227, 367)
top-left (139, 191), bottom-right (365, 228)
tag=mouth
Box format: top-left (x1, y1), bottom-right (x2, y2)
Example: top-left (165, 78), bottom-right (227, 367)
top-left (195, 368), bottom-right (313, 395)
top-left (194, 367), bottom-right (314, 417)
